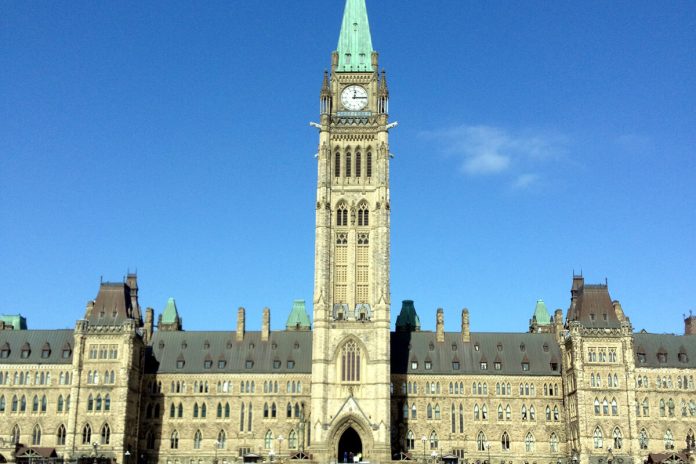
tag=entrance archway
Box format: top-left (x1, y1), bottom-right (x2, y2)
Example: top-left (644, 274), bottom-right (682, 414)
top-left (337, 427), bottom-right (362, 463)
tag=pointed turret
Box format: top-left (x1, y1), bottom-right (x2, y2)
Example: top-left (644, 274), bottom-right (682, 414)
top-left (529, 299), bottom-right (553, 333)
top-left (286, 300), bottom-right (311, 331)
top-left (158, 297), bottom-right (182, 331)
top-left (395, 300), bottom-right (420, 332)
top-left (336, 0), bottom-right (374, 72)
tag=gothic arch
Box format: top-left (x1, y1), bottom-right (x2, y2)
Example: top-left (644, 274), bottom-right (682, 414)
top-left (333, 336), bottom-right (369, 364)
top-left (328, 415), bottom-right (374, 461)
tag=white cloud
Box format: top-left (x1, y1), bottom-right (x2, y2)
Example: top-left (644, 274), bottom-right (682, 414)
top-left (423, 124), bottom-right (566, 178)
top-left (512, 173), bottom-right (540, 189)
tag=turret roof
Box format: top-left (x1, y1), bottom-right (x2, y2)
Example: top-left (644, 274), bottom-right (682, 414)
top-left (336, 0), bottom-right (374, 72)
top-left (286, 300), bottom-right (311, 330)
top-left (532, 299), bottom-right (551, 325)
top-left (161, 297), bottom-right (179, 325)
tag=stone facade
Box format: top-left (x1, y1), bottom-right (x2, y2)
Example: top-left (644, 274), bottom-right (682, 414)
top-left (1, 2), bottom-right (695, 464)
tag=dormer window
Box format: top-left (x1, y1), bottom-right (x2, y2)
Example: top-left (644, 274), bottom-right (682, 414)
top-left (41, 349), bottom-right (50, 358)
top-left (497, 344), bottom-right (503, 352)
top-left (522, 362), bottom-right (530, 371)
top-left (480, 362), bottom-right (488, 370)
top-left (679, 352), bottom-right (688, 363)
top-left (474, 344), bottom-right (480, 351)
top-left (287, 360), bottom-right (295, 369)
top-left (21, 346), bottom-right (30, 359)
top-left (590, 313), bottom-right (595, 321)
top-left (411, 361), bottom-right (418, 370)
top-left (657, 352), bottom-right (667, 363)
top-left (0, 347), bottom-right (9, 358)
top-left (62, 349), bottom-right (71, 358)
top-left (424, 361), bottom-right (432, 370)
top-left (543, 343), bottom-right (549, 352)
top-left (245, 360), bottom-right (254, 369)
top-left (452, 361), bottom-right (460, 370)
top-left (494, 362), bottom-right (502, 370)
top-left (176, 360), bottom-right (185, 369)
top-left (218, 360), bottom-right (227, 369)
top-left (550, 362), bottom-right (559, 371)
top-left (451, 344), bottom-right (457, 351)
top-left (203, 360), bottom-right (213, 369)
top-left (273, 360), bottom-right (281, 369)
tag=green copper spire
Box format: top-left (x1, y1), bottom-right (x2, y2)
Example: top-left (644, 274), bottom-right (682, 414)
top-left (336, 0), bottom-right (374, 72)
top-left (161, 297), bottom-right (179, 325)
top-left (395, 300), bottom-right (421, 332)
top-left (286, 300), bottom-right (311, 330)
top-left (532, 299), bottom-right (551, 325)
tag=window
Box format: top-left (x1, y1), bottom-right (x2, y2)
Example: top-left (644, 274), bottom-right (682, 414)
top-left (452, 361), bottom-right (460, 370)
top-left (335, 153), bottom-right (341, 177)
top-left (346, 153), bottom-right (352, 177)
top-left (194, 430), bottom-right (202, 449)
top-left (170, 430), bottom-right (179, 449)
top-left (425, 361), bottom-right (432, 370)
top-left (613, 428), bottom-right (623, 449)
top-left (550, 433), bottom-right (559, 453)
top-left (100, 423), bottom-right (110, 445)
top-left (501, 432), bottom-right (510, 451)
top-left (525, 433), bottom-right (535, 452)
top-left (480, 362), bottom-right (487, 370)
top-left (406, 430), bottom-right (415, 450)
top-left (358, 203), bottom-right (369, 227)
top-left (477, 432), bottom-right (486, 451)
top-left (32, 424), bottom-right (41, 445)
top-left (287, 360), bottom-right (295, 369)
top-left (264, 430), bottom-right (273, 449)
top-left (82, 424), bottom-right (92, 444)
top-left (521, 362), bottom-right (529, 371)
top-left (611, 398), bottom-right (618, 416)
top-left (289, 429), bottom-right (298, 449)
top-left (366, 152), bottom-right (372, 178)
top-left (429, 431), bottom-right (438, 449)
top-left (204, 360), bottom-right (212, 369)
top-left (593, 427), bottom-right (603, 449)
top-left (355, 152), bottom-right (362, 177)
top-left (341, 340), bottom-right (361, 382)
top-left (10, 425), bottom-right (20, 445)
top-left (664, 430), bottom-right (674, 449)
top-left (639, 429), bottom-right (649, 450)
top-left (57, 424), bottom-right (66, 445)
top-left (245, 360), bottom-right (254, 369)
top-left (494, 362), bottom-right (501, 370)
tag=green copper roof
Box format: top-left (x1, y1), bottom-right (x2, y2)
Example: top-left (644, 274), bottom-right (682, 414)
top-left (336, 0), bottom-right (374, 72)
top-left (0, 314), bottom-right (27, 330)
top-left (395, 300), bottom-right (420, 332)
top-left (286, 300), bottom-right (311, 330)
top-left (532, 299), bottom-right (551, 325)
top-left (161, 298), bottom-right (179, 325)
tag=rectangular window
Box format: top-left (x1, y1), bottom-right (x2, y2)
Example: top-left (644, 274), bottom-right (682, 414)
top-left (287, 361), bottom-right (295, 369)
top-left (452, 362), bottom-right (460, 370)
top-left (218, 360), bottom-right (226, 369)
top-left (245, 360), bottom-right (254, 369)
top-left (411, 361), bottom-right (418, 370)
top-left (480, 362), bottom-right (487, 370)
top-left (425, 361), bottom-right (432, 370)
top-left (273, 360), bottom-right (281, 369)
top-left (204, 360), bottom-right (212, 369)
top-left (494, 362), bottom-right (502, 370)
top-left (522, 362), bottom-right (530, 371)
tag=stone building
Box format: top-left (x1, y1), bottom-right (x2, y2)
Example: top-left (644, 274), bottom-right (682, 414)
top-left (1, 2), bottom-right (695, 464)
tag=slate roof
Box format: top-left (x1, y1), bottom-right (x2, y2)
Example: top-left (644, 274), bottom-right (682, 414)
top-left (0, 330), bottom-right (74, 364)
top-left (633, 333), bottom-right (696, 368)
top-left (88, 282), bottom-right (139, 326)
top-left (146, 330), bottom-right (313, 374)
top-left (390, 331), bottom-right (562, 376)
top-left (567, 276), bottom-right (621, 328)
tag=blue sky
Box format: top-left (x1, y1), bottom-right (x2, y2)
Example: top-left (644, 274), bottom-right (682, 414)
top-left (1, 1), bottom-right (694, 335)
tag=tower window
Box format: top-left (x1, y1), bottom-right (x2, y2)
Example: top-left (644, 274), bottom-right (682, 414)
top-left (341, 340), bottom-right (361, 382)
top-left (356, 152), bottom-right (362, 177)
top-left (358, 203), bottom-right (369, 226)
top-left (346, 152), bottom-right (352, 177)
top-left (336, 204), bottom-right (348, 227)
top-left (335, 152), bottom-right (341, 177)
top-left (366, 152), bottom-right (372, 177)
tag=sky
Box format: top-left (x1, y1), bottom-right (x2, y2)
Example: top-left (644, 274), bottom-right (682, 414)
top-left (1, 0), bottom-right (695, 335)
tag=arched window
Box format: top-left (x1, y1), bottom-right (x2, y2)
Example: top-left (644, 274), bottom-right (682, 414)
top-left (505, 404), bottom-right (511, 421)
top-left (145, 430), bottom-right (155, 450)
top-left (217, 430), bottom-right (226, 449)
top-left (501, 432), bottom-right (510, 450)
top-left (287, 403), bottom-right (292, 418)
top-left (529, 405), bottom-right (536, 420)
top-left (346, 152), bottom-right (352, 177)
top-left (553, 405), bottom-right (559, 421)
top-left (218, 402), bottom-right (223, 418)
top-left (294, 402), bottom-right (300, 418)
top-left (87, 394), bottom-right (94, 412)
top-left (550, 433), bottom-right (559, 452)
top-left (225, 402), bottom-right (230, 418)
top-left (32, 395), bottom-right (38, 412)
top-left (100, 423), bottom-right (110, 444)
top-left (611, 398), bottom-right (618, 416)
top-left (545, 405), bottom-right (551, 421)
top-left (664, 430), bottom-right (674, 449)
top-left (31, 424), bottom-right (41, 445)
top-left (451, 404), bottom-right (456, 432)
top-left (639, 429), bottom-right (649, 450)
top-left (289, 429), bottom-right (298, 449)
top-left (411, 403), bottom-right (417, 419)
top-left (366, 152), bottom-right (372, 178)
top-left (271, 403), bottom-right (277, 418)
top-left (525, 432), bottom-right (535, 452)
top-left (660, 399), bottom-right (666, 417)
top-left (459, 403), bottom-right (464, 432)
top-left (57, 424), bottom-right (66, 445)
top-left (481, 404), bottom-right (488, 420)
top-left (427, 404), bottom-right (433, 420)
top-left (193, 430), bottom-right (202, 449)
top-left (358, 203), bottom-right (369, 227)
top-left (477, 432), bottom-right (486, 451)
top-left (593, 427), bottom-right (603, 449)
top-left (335, 152), bottom-right (341, 177)
top-left (406, 430), bottom-right (415, 450)
top-left (336, 203), bottom-right (348, 227)
top-left (498, 404), bottom-right (504, 420)
top-left (201, 403), bottom-right (207, 418)
top-left (429, 431), bottom-right (438, 449)
top-left (613, 428), bottom-right (623, 449)
top-left (20, 395), bottom-right (26, 412)
top-left (247, 403), bottom-right (253, 431)
top-left (355, 152), bottom-right (362, 178)
top-left (643, 398), bottom-right (650, 416)
top-left (402, 402), bottom-right (409, 420)
top-left (521, 405), bottom-right (527, 420)
top-left (602, 398), bottom-right (609, 415)
top-left (668, 398), bottom-right (675, 416)
top-left (474, 404), bottom-right (480, 420)
top-left (56, 395), bottom-right (64, 413)
top-left (240, 403), bottom-right (245, 431)
top-left (341, 340), bottom-right (361, 382)
top-left (95, 394), bottom-right (102, 411)
top-left (82, 424), bottom-right (92, 444)
top-left (170, 430), bottom-right (179, 449)
top-left (193, 403), bottom-right (199, 418)
top-left (264, 430), bottom-right (273, 449)
top-left (10, 425), bottom-right (20, 445)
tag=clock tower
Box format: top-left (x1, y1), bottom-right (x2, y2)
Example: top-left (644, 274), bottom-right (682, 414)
top-left (310, 0), bottom-right (393, 462)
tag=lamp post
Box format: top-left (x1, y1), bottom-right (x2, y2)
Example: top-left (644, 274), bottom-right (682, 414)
top-left (422, 436), bottom-right (427, 464)
top-left (92, 442), bottom-right (99, 464)
top-left (125, 450), bottom-right (131, 464)
top-left (214, 440), bottom-right (220, 464)
top-left (269, 450), bottom-right (275, 463)
top-left (277, 435), bottom-right (284, 462)
top-left (486, 444), bottom-right (491, 464)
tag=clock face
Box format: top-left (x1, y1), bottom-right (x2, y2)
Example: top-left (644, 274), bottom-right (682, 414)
top-left (340, 85), bottom-right (368, 111)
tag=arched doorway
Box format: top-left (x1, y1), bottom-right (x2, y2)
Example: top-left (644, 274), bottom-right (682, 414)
top-left (337, 427), bottom-right (362, 463)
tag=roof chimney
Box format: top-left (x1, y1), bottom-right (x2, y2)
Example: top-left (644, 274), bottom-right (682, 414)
top-left (461, 308), bottom-right (470, 343)
top-left (436, 308), bottom-right (444, 343)
top-left (144, 308), bottom-right (154, 343)
top-left (262, 307), bottom-right (270, 341)
top-left (685, 312), bottom-right (696, 336)
top-left (613, 300), bottom-right (625, 322)
top-left (236, 307), bottom-right (245, 341)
